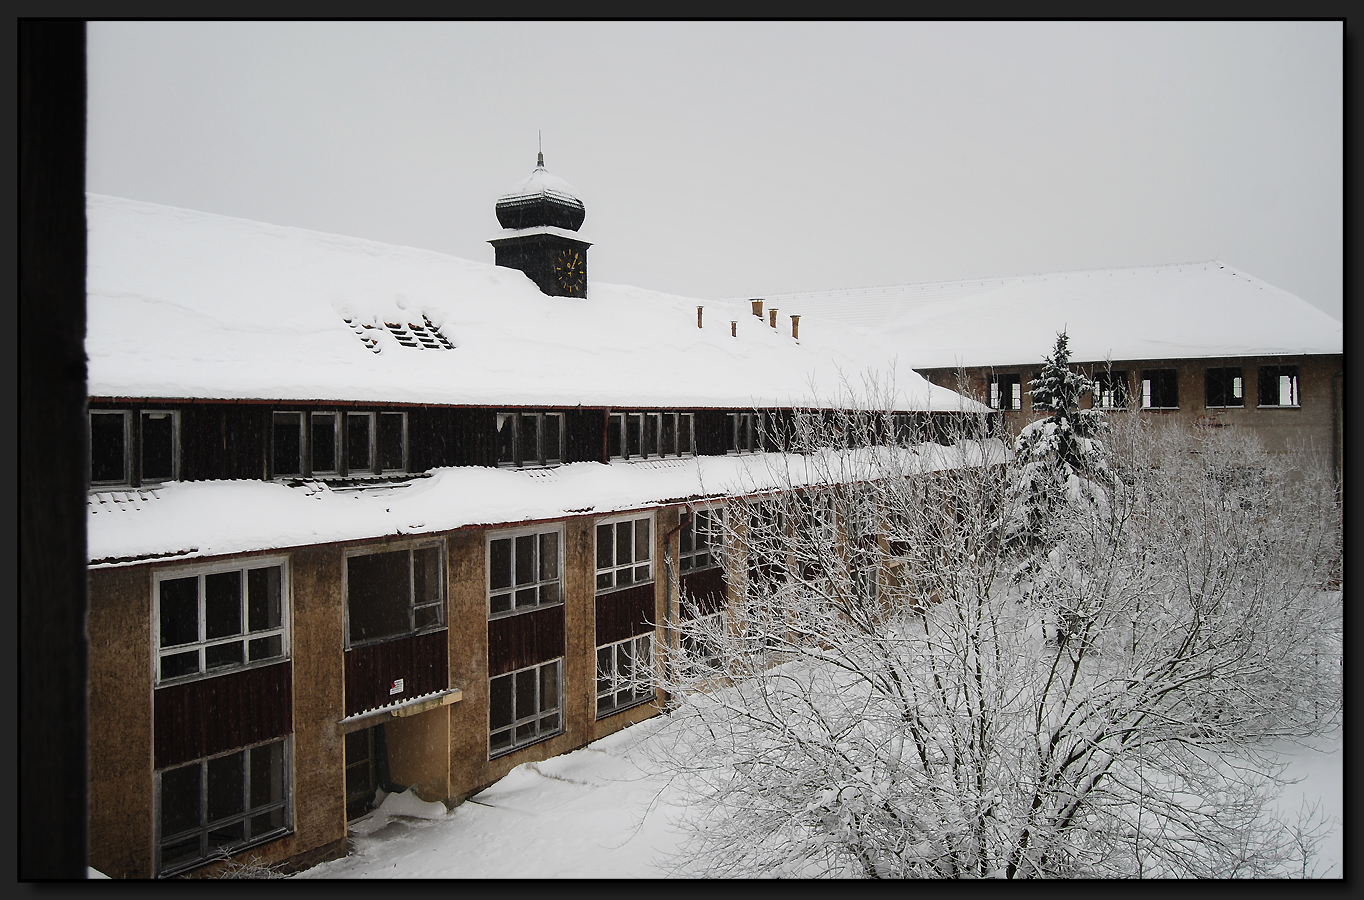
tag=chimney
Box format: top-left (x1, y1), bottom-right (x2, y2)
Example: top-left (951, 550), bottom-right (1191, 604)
top-left (697, 306), bottom-right (704, 328)
top-left (768, 308), bottom-right (778, 328)
top-left (751, 299), bottom-right (763, 319)
top-left (731, 321), bottom-right (737, 337)
top-left (790, 314), bottom-right (800, 339)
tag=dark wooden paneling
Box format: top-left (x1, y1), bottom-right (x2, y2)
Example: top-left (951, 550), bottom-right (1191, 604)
top-left (488, 606), bottom-right (565, 677)
top-left (680, 567), bottom-right (727, 619)
top-left (154, 662), bottom-right (293, 769)
top-left (181, 404), bottom-right (269, 482)
top-left (565, 408), bottom-right (606, 464)
top-left (595, 582), bottom-right (655, 646)
top-left (407, 406), bottom-right (453, 472)
top-left (344, 629), bottom-right (449, 718)
top-left (694, 410), bottom-right (730, 456)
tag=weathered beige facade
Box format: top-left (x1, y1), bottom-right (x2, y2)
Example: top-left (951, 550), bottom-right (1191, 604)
top-left (919, 353), bottom-right (1343, 478)
top-left (88, 505), bottom-right (692, 878)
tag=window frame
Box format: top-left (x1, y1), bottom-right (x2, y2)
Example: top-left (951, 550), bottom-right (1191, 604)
top-left (988, 374), bottom-right (1023, 411)
top-left (89, 407), bottom-right (180, 488)
top-left (595, 511), bottom-right (655, 594)
top-left (608, 411), bottom-right (695, 460)
top-left (153, 556), bottom-right (291, 687)
top-left (155, 736), bottom-right (292, 878)
top-left (1093, 369), bottom-right (1130, 410)
top-left (486, 524), bottom-right (565, 619)
top-left (727, 412), bottom-right (759, 454)
top-left (342, 539), bottom-right (446, 650)
top-left (1204, 367), bottom-right (1245, 409)
top-left (272, 408), bottom-right (408, 479)
top-left (679, 505), bottom-right (724, 573)
top-left (496, 410), bottom-right (565, 468)
top-left (1257, 365), bottom-right (1301, 408)
top-left (680, 611), bottom-right (725, 671)
top-left (1140, 368), bottom-right (1180, 410)
top-left (595, 633), bottom-right (655, 719)
top-left (488, 658), bottom-right (563, 758)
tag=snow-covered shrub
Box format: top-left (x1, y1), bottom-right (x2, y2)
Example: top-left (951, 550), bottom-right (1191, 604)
top-left (647, 370), bottom-right (1341, 879)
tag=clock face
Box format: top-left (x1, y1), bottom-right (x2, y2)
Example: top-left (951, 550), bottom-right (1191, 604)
top-left (553, 248), bottom-right (585, 295)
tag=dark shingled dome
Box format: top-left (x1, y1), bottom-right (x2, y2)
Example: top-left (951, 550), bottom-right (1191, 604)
top-left (495, 154), bottom-right (585, 231)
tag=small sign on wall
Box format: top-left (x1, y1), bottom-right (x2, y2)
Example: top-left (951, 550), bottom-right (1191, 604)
top-left (389, 678), bottom-right (404, 696)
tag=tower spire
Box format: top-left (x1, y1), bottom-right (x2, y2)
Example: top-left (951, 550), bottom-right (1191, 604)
top-left (537, 130), bottom-right (544, 168)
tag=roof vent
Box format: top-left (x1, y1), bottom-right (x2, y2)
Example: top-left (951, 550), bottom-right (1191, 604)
top-left (344, 315), bottom-right (454, 353)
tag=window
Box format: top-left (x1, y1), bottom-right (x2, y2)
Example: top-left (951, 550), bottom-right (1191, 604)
top-left (854, 565), bottom-right (879, 603)
top-left (496, 411), bottom-right (564, 467)
top-left (680, 507), bottom-right (723, 572)
top-left (487, 527), bottom-right (562, 617)
top-left (272, 412), bottom-right (304, 477)
top-left (596, 634), bottom-right (653, 717)
top-left (1093, 370), bottom-right (1130, 410)
top-left (90, 408), bottom-right (179, 487)
top-left (988, 374), bottom-right (1023, 411)
top-left (155, 559), bottom-right (288, 684)
top-left (608, 411), bottom-right (694, 459)
top-left (596, 514), bottom-right (653, 592)
top-left (345, 542), bottom-right (444, 647)
top-left (489, 659), bottom-right (562, 756)
top-left (157, 738), bottom-right (290, 877)
top-left (311, 411), bottom-right (339, 474)
top-left (1258, 365), bottom-right (1300, 407)
top-left (680, 612), bottom-right (724, 670)
top-left (1205, 367), bottom-right (1244, 408)
top-left (1140, 369), bottom-right (1179, 409)
top-left (274, 410), bottom-right (407, 479)
top-left (727, 411), bottom-right (776, 453)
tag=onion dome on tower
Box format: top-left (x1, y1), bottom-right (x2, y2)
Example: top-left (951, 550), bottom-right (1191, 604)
top-left (494, 151), bottom-right (586, 231)
top-left (489, 150), bottom-right (592, 298)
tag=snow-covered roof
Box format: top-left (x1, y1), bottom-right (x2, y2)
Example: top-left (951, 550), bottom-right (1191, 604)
top-left (88, 442), bottom-right (1004, 567)
top-left (86, 194), bottom-right (975, 413)
top-left (496, 162), bottom-right (584, 209)
top-left (753, 263), bottom-right (1342, 370)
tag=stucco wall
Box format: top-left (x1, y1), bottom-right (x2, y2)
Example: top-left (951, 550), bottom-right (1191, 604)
top-left (88, 566), bottom-right (154, 879)
top-left (921, 354), bottom-right (1341, 474)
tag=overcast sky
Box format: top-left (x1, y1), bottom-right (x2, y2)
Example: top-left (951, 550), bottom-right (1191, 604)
top-left (86, 21), bottom-right (1343, 320)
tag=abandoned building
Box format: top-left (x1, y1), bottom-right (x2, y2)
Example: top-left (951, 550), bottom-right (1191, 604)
top-left (761, 266), bottom-right (1343, 480)
top-left (83, 159), bottom-right (991, 878)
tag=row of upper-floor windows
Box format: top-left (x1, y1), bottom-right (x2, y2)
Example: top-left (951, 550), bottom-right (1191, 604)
top-left (150, 506), bottom-right (729, 685)
top-left (985, 364), bottom-right (1303, 412)
top-left (91, 405), bottom-right (980, 489)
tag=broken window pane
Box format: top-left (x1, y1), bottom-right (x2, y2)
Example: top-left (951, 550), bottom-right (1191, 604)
top-left (520, 413), bottom-right (540, 464)
top-left (496, 414), bottom-right (517, 465)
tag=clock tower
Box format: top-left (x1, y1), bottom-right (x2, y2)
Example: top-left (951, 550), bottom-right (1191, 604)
top-left (489, 151), bottom-right (591, 298)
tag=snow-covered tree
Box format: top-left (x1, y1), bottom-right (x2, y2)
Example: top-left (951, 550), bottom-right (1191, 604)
top-left (1005, 331), bottom-right (1112, 581)
top-left (646, 379), bottom-right (1341, 879)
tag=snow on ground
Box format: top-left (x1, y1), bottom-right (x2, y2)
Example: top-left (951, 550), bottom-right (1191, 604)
top-left (295, 716), bottom-right (686, 879)
top-left (293, 716), bottom-right (1342, 879)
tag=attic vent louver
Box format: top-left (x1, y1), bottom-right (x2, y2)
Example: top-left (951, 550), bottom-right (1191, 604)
top-left (344, 315), bottom-right (455, 353)
top-left (344, 317), bottom-right (383, 354)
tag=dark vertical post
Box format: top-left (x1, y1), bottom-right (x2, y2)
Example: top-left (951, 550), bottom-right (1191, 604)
top-left (19, 19), bottom-right (89, 879)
